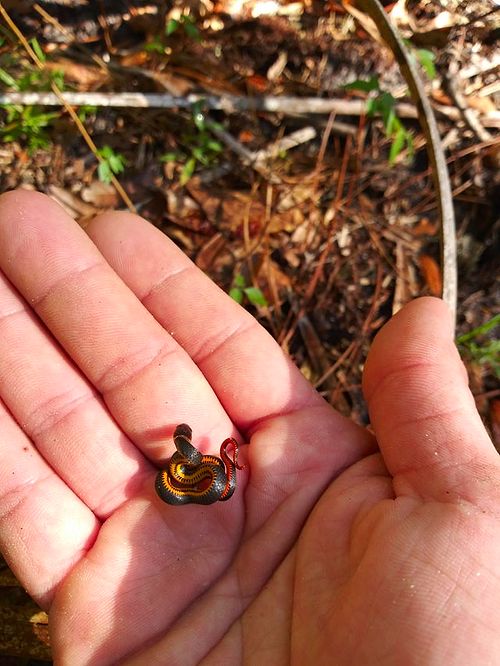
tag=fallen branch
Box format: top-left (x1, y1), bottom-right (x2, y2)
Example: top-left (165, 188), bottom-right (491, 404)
top-left (0, 90), bottom-right (419, 117)
top-left (1, 90), bottom-right (498, 127)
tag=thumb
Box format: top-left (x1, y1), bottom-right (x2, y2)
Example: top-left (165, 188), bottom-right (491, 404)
top-left (363, 297), bottom-right (498, 504)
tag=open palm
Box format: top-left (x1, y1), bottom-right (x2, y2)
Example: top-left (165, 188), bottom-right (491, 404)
top-left (0, 191), bottom-right (498, 665)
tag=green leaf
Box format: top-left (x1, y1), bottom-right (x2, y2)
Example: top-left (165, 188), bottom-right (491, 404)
top-left (5, 104), bottom-right (22, 121)
top-left (97, 145), bottom-right (126, 177)
top-left (456, 314), bottom-right (500, 344)
top-left (160, 152), bottom-right (179, 162)
top-left (208, 120), bottom-right (224, 132)
top-left (206, 139), bottom-right (222, 153)
top-left (191, 146), bottom-right (209, 164)
top-left (0, 67), bottom-right (18, 89)
top-left (229, 287), bottom-right (244, 304)
top-left (366, 98), bottom-right (376, 117)
top-left (98, 161), bottom-right (112, 183)
top-left (166, 19), bottom-right (180, 35)
top-left (233, 273), bottom-right (246, 288)
top-left (180, 156), bottom-right (196, 185)
top-left (99, 145), bottom-right (113, 159)
top-left (244, 286), bottom-right (268, 307)
top-left (181, 16), bottom-right (201, 41)
top-left (77, 105), bottom-right (97, 121)
top-left (30, 38), bottom-right (46, 63)
top-left (385, 108), bottom-right (398, 134)
top-left (416, 49), bottom-right (436, 79)
top-left (344, 75), bottom-right (380, 93)
top-left (145, 38), bottom-right (164, 53)
top-left (389, 125), bottom-right (406, 164)
top-left (50, 69), bottom-right (65, 90)
top-left (374, 91), bottom-right (397, 130)
top-left (109, 154), bottom-right (125, 173)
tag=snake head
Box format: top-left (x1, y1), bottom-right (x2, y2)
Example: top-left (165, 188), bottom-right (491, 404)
top-left (174, 423), bottom-right (192, 440)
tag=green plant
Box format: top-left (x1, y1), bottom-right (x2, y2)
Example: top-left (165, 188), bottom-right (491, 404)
top-left (1, 105), bottom-right (58, 150)
top-left (415, 48), bottom-right (436, 79)
top-left (0, 40), bottom-right (65, 151)
top-left (345, 75), bottom-right (414, 164)
top-left (457, 314), bottom-right (500, 378)
top-left (146, 13), bottom-right (201, 52)
top-left (77, 105), bottom-right (97, 122)
top-left (96, 145), bottom-right (127, 183)
top-left (160, 102), bottom-right (223, 184)
top-left (166, 14), bottom-right (201, 41)
top-left (229, 274), bottom-right (268, 307)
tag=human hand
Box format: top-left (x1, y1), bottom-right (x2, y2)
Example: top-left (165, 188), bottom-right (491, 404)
top-left (0, 190), bottom-right (498, 665)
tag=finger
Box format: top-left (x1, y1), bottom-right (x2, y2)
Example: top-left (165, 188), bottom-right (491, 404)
top-left (0, 399), bottom-right (99, 608)
top-left (86, 211), bottom-right (324, 431)
top-left (0, 270), bottom-right (151, 517)
top-left (363, 297), bottom-right (499, 502)
top-left (0, 190), bottom-right (232, 458)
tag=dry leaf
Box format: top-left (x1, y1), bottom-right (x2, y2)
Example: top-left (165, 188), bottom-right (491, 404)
top-left (466, 95), bottom-right (496, 115)
top-left (30, 611), bottom-right (49, 625)
top-left (342, 2), bottom-right (384, 43)
top-left (246, 74), bottom-right (269, 92)
top-left (81, 182), bottom-right (119, 208)
top-left (413, 217), bottom-right (439, 236)
top-left (195, 232), bottom-right (226, 271)
top-left (49, 186), bottom-right (98, 218)
top-left (45, 61), bottom-right (107, 89)
top-left (431, 89), bottom-right (453, 106)
top-left (419, 254), bottom-right (442, 296)
top-left (238, 130), bottom-right (256, 143)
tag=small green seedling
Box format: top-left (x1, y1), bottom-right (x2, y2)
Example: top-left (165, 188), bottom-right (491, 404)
top-left (147, 13), bottom-right (201, 52)
top-left (229, 274), bottom-right (268, 307)
top-left (345, 75), bottom-right (414, 164)
top-left (97, 145), bottom-right (127, 183)
top-left (160, 101), bottom-right (223, 185)
top-left (166, 14), bottom-right (201, 41)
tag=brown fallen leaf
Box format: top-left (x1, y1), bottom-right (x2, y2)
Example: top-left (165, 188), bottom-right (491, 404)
top-left (186, 183), bottom-right (296, 237)
top-left (412, 217), bottom-right (439, 236)
top-left (45, 60), bottom-right (107, 89)
top-left (431, 89), bottom-right (453, 106)
top-left (195, 232), bottom-right (227, 271)
top-left (419, 254), bottom-right (442, 296)
top-left (49, 185), bottom-right (99, 219)
top-left (466, 95), bottom-right (496, 115)
top-left (81, 181), bottom-right (119, 209)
